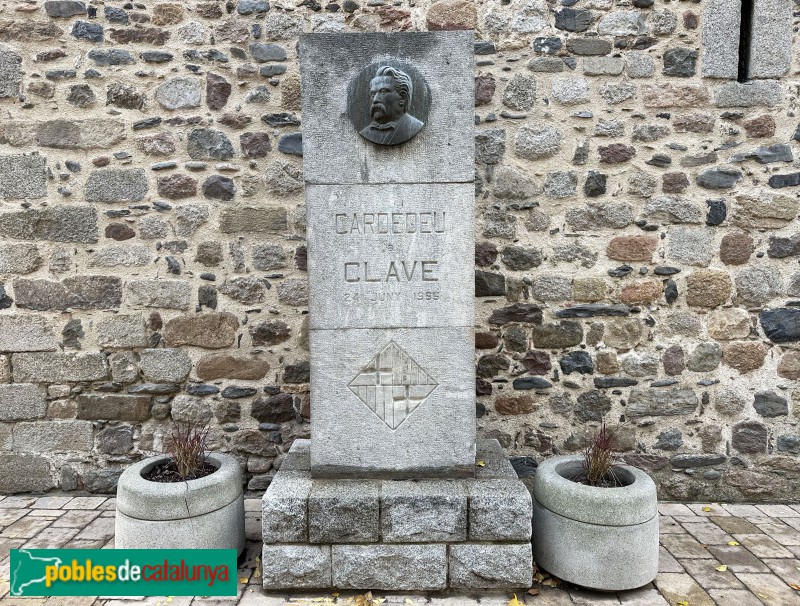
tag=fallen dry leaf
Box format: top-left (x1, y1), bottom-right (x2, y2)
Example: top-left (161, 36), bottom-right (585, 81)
top-left (527, 587), bottom-right (540, 596)
top-left (788, 583), bottom-right (800, 591)
top-left (676, 601), bottom-right (689, 606)
top-left (714, 565), bottom-right (727, 572)
top-left (727, 541), bottom-right (740, 546)
top-left (508, 594), bottom-right (525, 606)
top-left (476, 459), bottom-right (486, 467)
top-left (348, 592), bottom-right (386, 606)
top-left (542, 578), bottom-right (560, 587)
top-left (702, 507), bottom-right (712, 512)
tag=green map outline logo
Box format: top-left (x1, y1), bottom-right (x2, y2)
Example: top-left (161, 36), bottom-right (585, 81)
top-left (10, 549), bottom-right (63, 596)
top-left (10, 549), bottom-right (237, 596)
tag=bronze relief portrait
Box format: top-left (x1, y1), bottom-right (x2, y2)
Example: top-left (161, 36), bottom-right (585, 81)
top-left (348, 61), bottom-right (431, 147)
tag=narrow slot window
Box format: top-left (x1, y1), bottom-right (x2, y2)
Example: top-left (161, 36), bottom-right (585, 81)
top-left (737, 0), bottom-right (755, 82)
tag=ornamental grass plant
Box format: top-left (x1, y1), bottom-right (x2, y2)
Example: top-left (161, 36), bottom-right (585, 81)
top-left (142, 422), bottom-right (215, 483)
top-left (169, 422), bottom-right (211, 480)
top-left (580, 420), bottom-right (625, 488)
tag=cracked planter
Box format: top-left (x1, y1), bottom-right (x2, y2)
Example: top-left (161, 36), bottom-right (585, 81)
top-left (531, 455), bottom-right (658, 591)
top-left (115, 453), bottom-right (245, 554)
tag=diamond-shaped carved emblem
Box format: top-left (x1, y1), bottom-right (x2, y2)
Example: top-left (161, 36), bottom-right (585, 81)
top-left (348, 341), bottom-right (438, 430)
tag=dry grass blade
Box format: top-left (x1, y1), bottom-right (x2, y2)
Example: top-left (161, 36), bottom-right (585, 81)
top-left (169, 421), bottom-right (210, 480)
top-left (582, 419), bottom-right (619, 487)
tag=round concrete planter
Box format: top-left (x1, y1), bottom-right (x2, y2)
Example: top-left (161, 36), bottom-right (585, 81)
top-left (531, 455), bottom-right (658, 591)
top-left (115, 453), bottom-right (245, 554)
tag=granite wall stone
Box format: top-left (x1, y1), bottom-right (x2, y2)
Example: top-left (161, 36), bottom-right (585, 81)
top-left (0, 153), bottom-right (47, 199)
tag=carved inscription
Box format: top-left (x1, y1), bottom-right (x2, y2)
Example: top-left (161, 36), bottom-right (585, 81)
top-left (335, 210), bottom-right (445, 303)
top-left (344, 291), bottom-right (439, 305)
top-left (348, 341), bottom-right (438, 430)
top-left (336, 212), bottom-right (446, 235)
top-left (344, 260), bottom-right (438, 283)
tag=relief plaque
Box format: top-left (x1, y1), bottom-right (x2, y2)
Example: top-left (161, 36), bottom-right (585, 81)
top-left (348, 341), bottom-right (438, 430)
top-left (348, 62), bottom-right (431, 146)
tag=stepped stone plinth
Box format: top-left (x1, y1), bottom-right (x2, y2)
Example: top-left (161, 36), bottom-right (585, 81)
top-left (262, 439), bottom-right (533, 590)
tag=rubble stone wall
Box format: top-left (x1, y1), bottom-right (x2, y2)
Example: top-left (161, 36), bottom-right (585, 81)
top-left (0, 0), bottom-right (799, 501)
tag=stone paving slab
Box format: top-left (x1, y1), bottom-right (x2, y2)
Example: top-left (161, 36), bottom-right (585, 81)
top-left (616, 586), bottom-right (670, 605)
top-left (678, 558), bottom-right (745, 590)
top-left (681, 521), bottom-right (734, 545)
top-left (707, 588), bottom-right (765, 606)
top-left (0, 496), bottom-right (798, 605)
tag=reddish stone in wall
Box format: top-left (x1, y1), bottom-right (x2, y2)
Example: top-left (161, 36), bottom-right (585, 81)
top-left (720, 233), bottom-right (755, 265)
top-left (475, 74), bottom-right (495, 106)
top-left (206, 72), bottom-right (231, 111)
top-left (673, 113), bottom-right (714, 133)
top-left (663, 172), bottom-right (690, 193)
top-left (196, 354), bottom-right (270, 381)
top-left (163, 312), bottom-right (239, 349)
top-left (607, 235), bottom-right (658, 262)
top-left (426, 0), bottom-right (477, 31)
top-left (240, 132), bottom-right (272, 158)
top-left (105, 224), bottom-right (135, 241)
top-left (522, 350), bottom-right (551, 375)
top-left (378, 7), bottom-right (412, 31)
top-left (732, 421), bottom-right (768, 454)
top-left (642, 84), bottom-right (710, 108)
top-left (663, 345), bottom-right (685, 376)
top-left (777, 350), bottom-right (800, 379)
top-left (743, 115), bottom-right (776, 138)
top-left (110, 27), bottom-right (170, 45)
top-left (475, 242), bottom-right (498, 267)
top-left (620, 280), bottom-right (662, 304)
top-left (157, 173), bottom-right (197, 199)
top-left (723, 341), bottom-right (768, 374)
top-left (495, 395), bottom-right (535, 416)
top-left (250, 320), bottom-right (291, 346)
top-left (152, 3), bottom-right (184, 26)
top-left (599, 143), bottom-right (636, 163)
top-left (196, 2), bottom-right (223, 18)
top-left (686, 269), bottom-right (732, 309)
top-left (475, 331), bottom-right (499, 349)
top-left (218, 113), bottom-right (252, 129)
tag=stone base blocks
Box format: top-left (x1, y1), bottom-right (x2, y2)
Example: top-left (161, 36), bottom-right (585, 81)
top-left (262, 439), bottom-right (533, 591)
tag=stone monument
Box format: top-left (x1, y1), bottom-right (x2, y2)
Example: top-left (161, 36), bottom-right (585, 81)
top-left (262, 31), bottom-right (533, 591)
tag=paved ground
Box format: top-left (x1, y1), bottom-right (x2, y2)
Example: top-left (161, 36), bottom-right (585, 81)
top-left (0, 496), bottom-right (798, 605)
